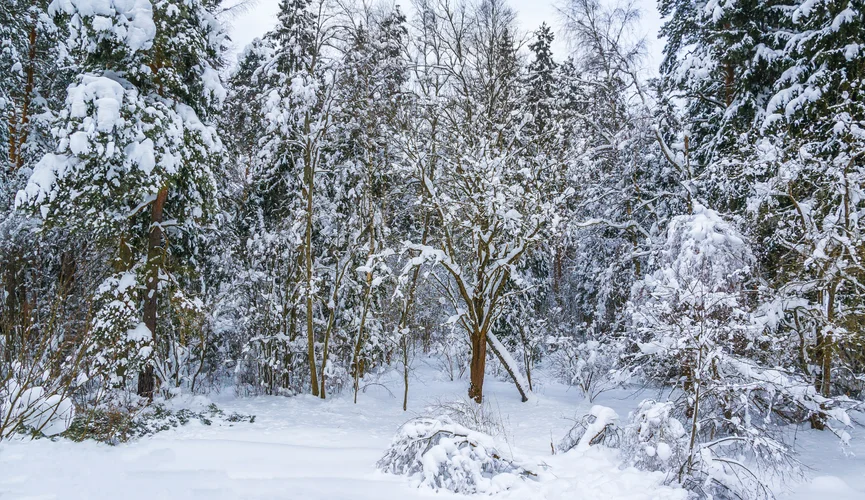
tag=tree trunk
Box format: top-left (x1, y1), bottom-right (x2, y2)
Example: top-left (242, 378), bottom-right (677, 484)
top-left (2, 251), bottom-right (27, 364)
top-left (682, 343), bottom-right (703, 480)
top-left (723, 61), bottom-right (735, 107)
top-left (402, 335), bottom-right (409, 411)
top-left (352, 295), bottom-right (370, 403)
top-left (553, 245), bottom-right (562, 298)
top-left (137, 186), bottom-right (168, 399)
top-left (8, 19), bottom-right (37, 172)
top-left (353, 203), bottom-right (376, 403)
top-left (319, 329), bottom-right (328, 399)
top-left (487, 330), bottom-right (530, 402)
top-left (468, 330), bottom-right (487, 403)
top-left (820, 332), bottom-right (833, 398)
top-left (814, 325), bottom-right (825, 393)
top-left (304, 135), bottom-right (319, 397)
top-left (519, 325), bottom-right (533, 392)
top-left (821, 285), bottom-right (836, 398)
top-left (395, 211), bottom-right (431, 408)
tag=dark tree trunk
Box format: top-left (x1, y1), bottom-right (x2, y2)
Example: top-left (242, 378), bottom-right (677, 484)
top-left (821, 285), bottom-right (836, 398)
top-left (724, 62), bottom-right (735, 107)
top-left (468, 330), bottom-right (487, 403)
top-left (303, 134), bottom-right (319, 397)
top-left (8, 20), bottom-right (37, 172)
top-left (138, 187), bottom-right (168, 400)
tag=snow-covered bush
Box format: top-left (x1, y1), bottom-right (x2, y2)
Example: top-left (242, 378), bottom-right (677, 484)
top-left (548, 336), bottom-right (624, 400)
top-left (0, 287), bottom-right (88, 440)
top-left (426, 397), bottom-right (507, 438)
top-left (63, 401), bottom-right (254, 445)
top-left (378, 417), bottom-right (536, 494)
top-left (620, 399), bottom-right (790, 500)
top-left (87, 272), bottom-right (152, 387)
top-left (1, 376), bottom-right (75, 438)
top-left (620, 400), bottom-right (689, 473)
top-left (235, 335), bottom-right (305, 397)
top-left (630, 207), bottom-right (861, 444)
top-left (558, 405), bottom-right (621, 452)
top-left (628, 205), bottom-right (759, 386)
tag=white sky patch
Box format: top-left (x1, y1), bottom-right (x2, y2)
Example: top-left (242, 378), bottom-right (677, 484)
top-left (222, 0), bottom-right (665, 73)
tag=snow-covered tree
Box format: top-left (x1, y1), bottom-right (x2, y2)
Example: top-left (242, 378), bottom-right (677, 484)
top-left (331, 3), bottom-right (408, 402)
top-left (525, 23), bottom-right (557, 143)
top-left (556, 0), bottom-right (686, 362)
top-left (751, 0), bottom-right (865, 402)
top-left (627, 205), bottom-right (853, 497)
top-left (16, 0), bottom-right (228, 398)
top-left (657, 0), bottom-right (784, 211)
top-left (402, 0), bottom-right (568, 403)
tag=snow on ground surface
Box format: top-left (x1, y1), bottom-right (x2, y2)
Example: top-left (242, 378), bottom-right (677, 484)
top-left (0, 359), bottom-right (862, 499)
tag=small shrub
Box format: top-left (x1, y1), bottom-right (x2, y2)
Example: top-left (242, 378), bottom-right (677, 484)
top-left (1, 377), bottom-right (76, 439)
top-left (620, 400), bottom-right (689, 473)
top-left (548, 337), bottom-right (623, 401)
top-left (62, 402), bottom-right (255, 444)
top-left (620, 399), bottom-right (797, 500)
top-left (425, 397), bottom-right (507, 438)
top-left (378, 417), bottom-right (536, 495)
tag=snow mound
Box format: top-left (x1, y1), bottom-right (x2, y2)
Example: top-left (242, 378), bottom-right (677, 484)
top-left (377, 416), bottom-right (537, 494)
top-left (2, 378), bottom-right (75, 437)
top-left (807, 476), bottom-right (859, 497)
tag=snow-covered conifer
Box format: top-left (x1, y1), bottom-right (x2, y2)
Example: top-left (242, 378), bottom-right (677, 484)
top-left (16, 0), bottom-right (228, 398)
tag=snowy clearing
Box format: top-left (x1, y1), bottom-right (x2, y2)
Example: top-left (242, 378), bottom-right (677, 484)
top-left (1, 363), bottom-right (862, 500)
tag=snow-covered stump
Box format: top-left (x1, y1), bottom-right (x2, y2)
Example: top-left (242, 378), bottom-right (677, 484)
top-left (377, 417), bottom-right (537, 494)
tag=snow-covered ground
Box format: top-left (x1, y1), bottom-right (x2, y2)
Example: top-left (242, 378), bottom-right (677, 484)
top-left (1, 360), bottom-right (862, 499)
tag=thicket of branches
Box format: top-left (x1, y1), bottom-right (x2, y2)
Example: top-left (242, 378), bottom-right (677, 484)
top-left (2, 0), bottom-right (863, 495)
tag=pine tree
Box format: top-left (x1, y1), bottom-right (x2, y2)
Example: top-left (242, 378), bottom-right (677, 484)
top-left (658, 0), bottom-right (784, 211)
top-left (525, 23), bottom-right (556, 141)
top-left (16, 0), bottom-right (228, 398)
top-left (754, 0), bottom-right (865, 401)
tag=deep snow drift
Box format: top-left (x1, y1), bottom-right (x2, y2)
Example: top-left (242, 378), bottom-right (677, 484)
top-left (0, 362), bottom-right (862, 499)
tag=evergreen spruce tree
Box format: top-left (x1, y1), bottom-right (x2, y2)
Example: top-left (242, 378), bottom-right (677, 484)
top-left (658, 0), bottom-right (784, 211)
top-left (16, 0), bottom-right (228, 397)
top-left (525, 23), bottom-right (556, 141)
top-left (753, 0), bottom-right (865, 401)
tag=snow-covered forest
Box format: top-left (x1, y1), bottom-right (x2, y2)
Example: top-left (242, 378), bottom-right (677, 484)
top-left (1, 0), bottom-right (864, 497)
